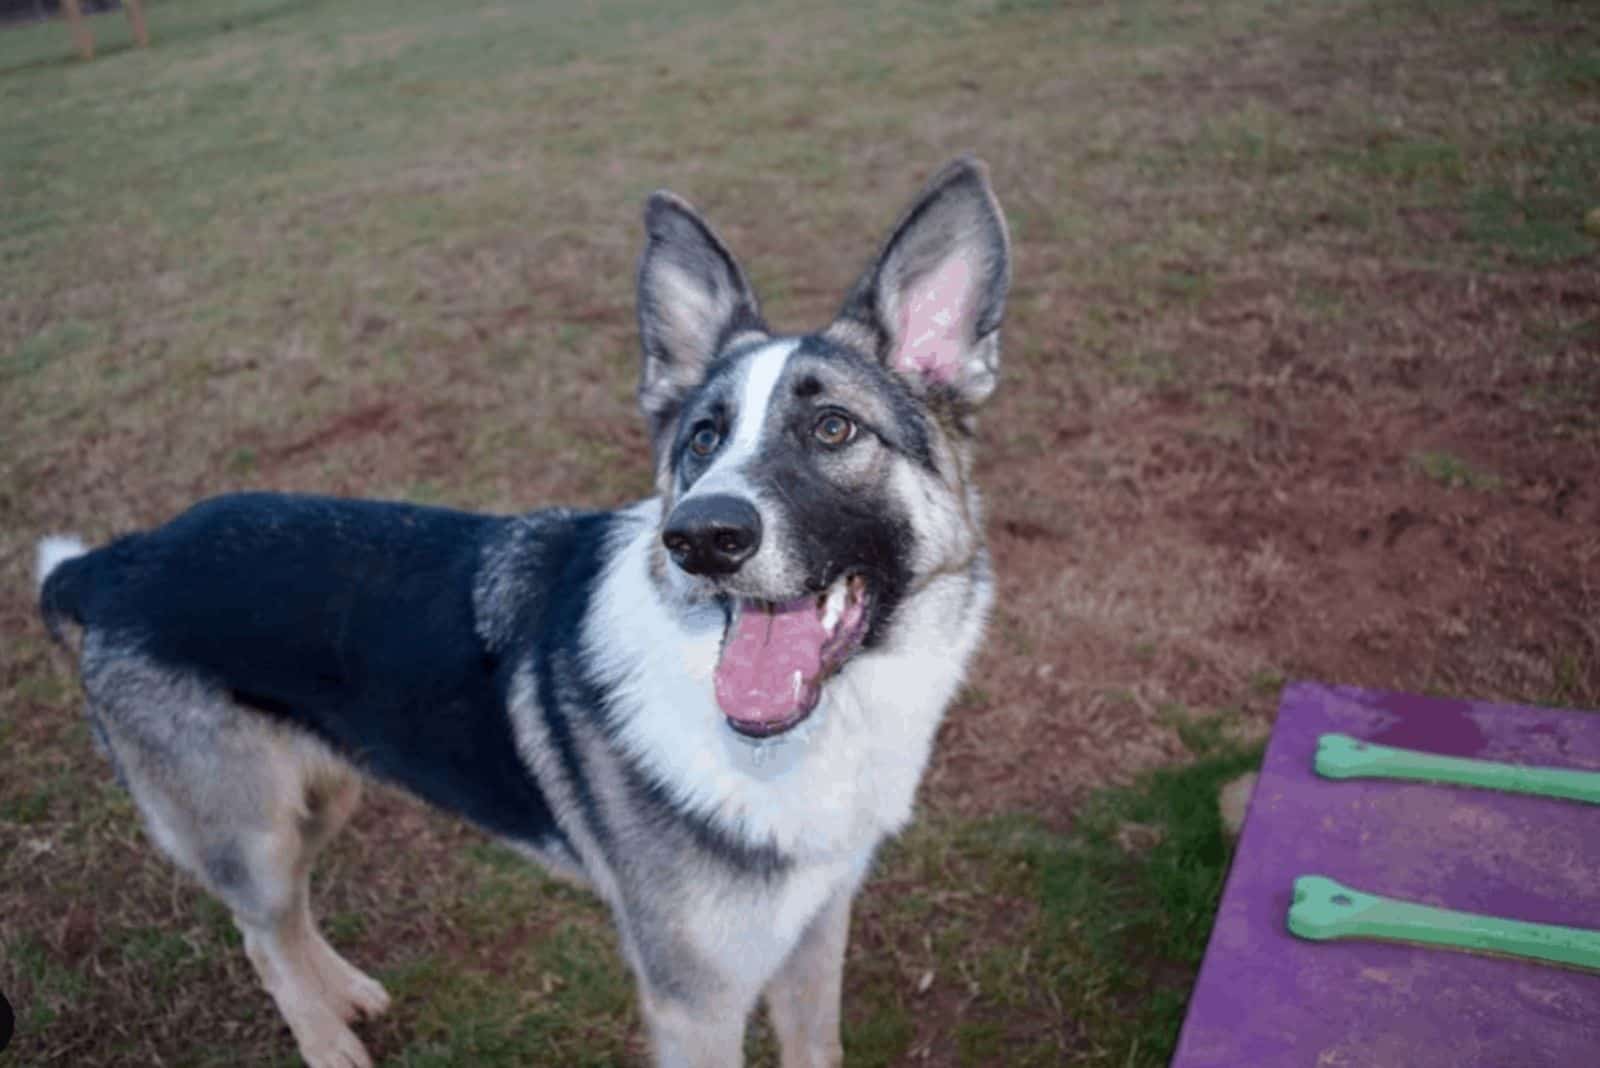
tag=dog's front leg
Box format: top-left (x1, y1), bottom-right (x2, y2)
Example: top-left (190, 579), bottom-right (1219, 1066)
top-left (638, 986), bottom-right (749, 1068)
top-left (764, 887), bottom-right (852, 1068)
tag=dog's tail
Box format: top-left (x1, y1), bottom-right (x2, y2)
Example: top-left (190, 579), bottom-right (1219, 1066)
top-left (37, 535), bottom-right (91, 647)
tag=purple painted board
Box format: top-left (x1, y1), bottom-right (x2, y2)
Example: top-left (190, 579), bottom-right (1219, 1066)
top-left (1172, 682), bottom-right (1600, 1068)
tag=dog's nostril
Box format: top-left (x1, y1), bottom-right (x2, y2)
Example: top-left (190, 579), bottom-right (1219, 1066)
top-left (663, 533), bottom-right (691, 557)
top-left (714, 531), bottom-right (746, 554)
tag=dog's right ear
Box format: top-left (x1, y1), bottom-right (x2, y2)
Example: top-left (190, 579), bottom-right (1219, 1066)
top-left (636, 192), bottom-right (767, 453)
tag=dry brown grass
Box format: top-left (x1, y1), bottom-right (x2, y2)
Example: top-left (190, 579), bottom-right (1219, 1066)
top-left (3, 0), bottom-right (1598, 1063)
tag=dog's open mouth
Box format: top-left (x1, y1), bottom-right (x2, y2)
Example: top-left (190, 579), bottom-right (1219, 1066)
top-left (714, 574), bottom-right (871, 738)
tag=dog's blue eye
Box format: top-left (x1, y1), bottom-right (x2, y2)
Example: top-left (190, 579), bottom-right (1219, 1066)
top-left (689, 424), bottom-right (721, 457)
top-left (813, 412), bottom-right (856, 448)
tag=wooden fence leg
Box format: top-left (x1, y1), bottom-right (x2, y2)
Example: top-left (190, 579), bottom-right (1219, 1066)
top-left (125, 0), bottom-right (149, 48)
top-left (62, 0), bottom-right (93, 60)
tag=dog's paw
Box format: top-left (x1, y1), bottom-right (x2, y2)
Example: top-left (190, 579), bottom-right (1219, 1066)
top-left (297, 1022), bottom-right (373, 1068)
top-left (310, 937), bottom-right (392, 1022)
top-left (339, 969), bottom-right (391, 1021)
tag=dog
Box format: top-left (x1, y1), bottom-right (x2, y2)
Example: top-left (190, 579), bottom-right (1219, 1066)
top-left (34, 156), bottom-right (1011, 1068)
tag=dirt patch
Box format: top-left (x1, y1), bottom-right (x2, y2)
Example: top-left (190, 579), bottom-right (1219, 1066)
top-left (930, 258), bottom-right (1600, 826)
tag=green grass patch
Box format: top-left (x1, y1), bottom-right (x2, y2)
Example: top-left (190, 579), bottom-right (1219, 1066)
top-left (1514, 38), bottom-right (1600, 93)
top-left (1344, 136), bottom-right (1466, 185)
top-left (1249, 668), bottom-right (1287, 699)
top-left (1547, 649), bottom-right (1592, 708)
top-left (1, 783), bottom-right (57, 825)
top-left (118, 926), bottom-right (200, 972)
top-left (838, 980), bottom-right (914, 1067)
top-left (867, 719), bottom-right (1263, 1067)
top-left (1183, 100), bottom-right (1309, 181)
top-left (4, 320), bottom-right (99, 379)
top-left (1409, 449), bottom-right (1503, 491)
top-left (1110, 346), bottom-right (1182, 388)
top-left (1465, 126), bottom-right (1600, 263)
top-left (384, 922), bottom-right (633, 1067)
top-left (6, 933), bottom-right (91, 1033)
top-left (962, 744), bottom-right (1261, 1064)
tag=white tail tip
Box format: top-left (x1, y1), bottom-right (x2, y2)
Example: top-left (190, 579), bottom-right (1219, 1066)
top-left (36, 535), bottom-right (88, 593)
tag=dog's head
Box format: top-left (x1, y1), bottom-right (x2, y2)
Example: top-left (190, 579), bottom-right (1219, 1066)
top-left (635, 157), bottom-right (1011, 740)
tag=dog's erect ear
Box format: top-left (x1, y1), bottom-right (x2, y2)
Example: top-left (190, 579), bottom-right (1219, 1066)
top-left (828, 157), bottom-right (1011, 411)
top-left (636, 192), bottom-right (767, 449)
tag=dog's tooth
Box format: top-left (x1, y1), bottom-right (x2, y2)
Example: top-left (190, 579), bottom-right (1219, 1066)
top-left (821, 581), bottom-right (847, 633)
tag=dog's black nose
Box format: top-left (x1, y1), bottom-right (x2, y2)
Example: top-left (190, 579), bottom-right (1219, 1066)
top-left (662, 495), bottom-right (762, 576)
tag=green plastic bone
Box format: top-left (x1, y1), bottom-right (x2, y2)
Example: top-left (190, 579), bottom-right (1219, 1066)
top-left (1289, 875), bottom-right (1600, 973)
top-left (1314, 733), bottom-right (1600, 805)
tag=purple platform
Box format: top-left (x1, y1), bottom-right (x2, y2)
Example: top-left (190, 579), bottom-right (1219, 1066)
top-left (1172, 682), bottom-right (1600, 1068)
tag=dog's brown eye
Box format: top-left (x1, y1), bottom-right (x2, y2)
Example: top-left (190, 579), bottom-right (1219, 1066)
top-left (813, 412), bottom-right (855, 448)
top-left (689, 423), bottom-right (721, 457)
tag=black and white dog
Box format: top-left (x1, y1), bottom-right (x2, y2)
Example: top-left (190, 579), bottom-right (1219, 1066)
top-left (35, 157), bottom-right (1011, 1068)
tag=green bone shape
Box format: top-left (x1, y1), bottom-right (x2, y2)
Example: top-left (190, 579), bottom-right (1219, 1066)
top-left (1289, 875), bottom-right (1600, 973)
top-left (1314, 733), bottom-right (1600, 805)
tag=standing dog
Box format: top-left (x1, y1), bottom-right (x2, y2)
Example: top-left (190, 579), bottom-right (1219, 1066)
top-left (35, 157), bottom-right (1011, 1068)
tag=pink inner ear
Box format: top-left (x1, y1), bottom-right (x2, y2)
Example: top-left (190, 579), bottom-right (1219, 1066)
top-left (892, 253), bottom-right (976, 384)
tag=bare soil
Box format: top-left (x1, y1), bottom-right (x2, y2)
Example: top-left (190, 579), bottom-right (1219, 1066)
top-left (940, 261), bottom-right (1600, 824)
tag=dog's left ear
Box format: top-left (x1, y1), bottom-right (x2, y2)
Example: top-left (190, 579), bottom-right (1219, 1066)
top-left (828, 157), bottom-right (1011, 411)
top-left (636, 192), bottom-right (768, 452)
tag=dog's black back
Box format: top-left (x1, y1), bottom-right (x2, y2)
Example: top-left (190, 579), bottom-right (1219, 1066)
top-left (41, 491), bottom-right (579, 846)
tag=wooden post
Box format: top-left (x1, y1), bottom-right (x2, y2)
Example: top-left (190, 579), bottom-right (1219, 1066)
top-left (61, 0), bottom-right (93, 60)
top-left (125, 0), bottom-right (149, 48)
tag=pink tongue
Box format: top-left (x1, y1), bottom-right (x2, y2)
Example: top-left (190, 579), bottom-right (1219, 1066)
top-left (714, 597), bottom-right (827, 726)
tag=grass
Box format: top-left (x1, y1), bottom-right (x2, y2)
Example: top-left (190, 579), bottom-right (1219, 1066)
top-left (3, 0), bottom-right (1598, 1064)
top-left (1409, 449), bottom-right (1503, 492)
top-left (864, 720), bottom-right (1263, 1066)
top-left (0, 746), bottom-right (1257, 1065)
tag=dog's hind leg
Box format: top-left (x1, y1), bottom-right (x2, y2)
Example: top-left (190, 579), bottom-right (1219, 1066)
top-left (227, 804), bottom-right (381, 1068)
top-left (86, 662), bottom-right (383, 1068)
top-left (294, 773), bottom-right (392, 1024)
